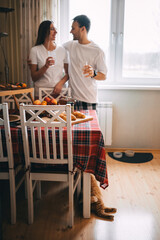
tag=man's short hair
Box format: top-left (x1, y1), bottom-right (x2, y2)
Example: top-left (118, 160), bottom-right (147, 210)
top-left (73, 15), bottom-right (91, 32)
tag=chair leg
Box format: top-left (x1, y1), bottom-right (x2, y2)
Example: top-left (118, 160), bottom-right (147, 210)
top-left (26, 172), bottom-right (34, 224)
top-left (9, 169), bottom-right (16, 224)
top-left (24, 174), bottom-right (28, 199)
top-left (36, 181), bottom-right (41, 199)
top-left (77, 176), bottom-right (81, 199)
top-left (83, 172), bottom-right (91, 218)
top-left (68, 174), bottom-right (74, 227)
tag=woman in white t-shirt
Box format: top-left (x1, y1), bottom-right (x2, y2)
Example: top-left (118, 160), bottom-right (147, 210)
top-left (29, 20), bottom-right (68, 97)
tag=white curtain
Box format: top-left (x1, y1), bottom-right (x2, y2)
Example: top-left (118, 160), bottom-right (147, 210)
top-left (0, 0), bottom-right (58, 86)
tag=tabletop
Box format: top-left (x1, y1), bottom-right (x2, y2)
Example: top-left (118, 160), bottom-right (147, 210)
top-left (0, 87), bottom-right (34, 97)
top-left (1, 110), bottom-right (108, 189)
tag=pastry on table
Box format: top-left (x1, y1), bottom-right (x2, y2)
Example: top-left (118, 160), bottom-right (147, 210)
top-left (58, 112), bottom-right (77, 121)
top-left (0, 84), bottom-right (5, 89)
top-left (72, 111), bottom-right (86, 119)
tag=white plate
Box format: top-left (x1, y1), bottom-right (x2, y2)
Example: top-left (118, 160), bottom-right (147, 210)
top-left (9, 115), bottom-right (20, 122)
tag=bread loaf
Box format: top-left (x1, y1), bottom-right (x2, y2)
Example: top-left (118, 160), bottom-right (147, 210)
top-left (72, 111), bottom-right (86, 119)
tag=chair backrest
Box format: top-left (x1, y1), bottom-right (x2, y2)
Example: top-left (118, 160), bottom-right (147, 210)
top-left (39, 87), bottom-right (71, 102)
top-left (2, 91), bottom-right (34, 109)
top-left (1, 95), bottom-right (16, 109)
top-left (0, 103), bottom-right (14, 168)
top-left (19, 104), bottom-right (73, 170)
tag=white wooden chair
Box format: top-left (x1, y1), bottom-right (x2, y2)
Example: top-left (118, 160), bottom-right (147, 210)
top-left (39, 87), bottom-right (71, 102)
top-left (19, 103), bottom-right (81, 227)
top-left (0, 103), bottom-right (25, 224)
top-left (1, 95), bottom-right (16, 109)
top-left (2, 89), bottom-right (34, 110)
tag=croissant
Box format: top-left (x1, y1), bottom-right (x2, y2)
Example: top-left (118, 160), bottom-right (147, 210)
top-left (59, 113), bottom-right (67, 121)
top-left (59, 112), bottom-right (76, 121)
top-left (71, 113), bottom-right (77, 121)
top-left (72, 111), bottom-right (86, 119)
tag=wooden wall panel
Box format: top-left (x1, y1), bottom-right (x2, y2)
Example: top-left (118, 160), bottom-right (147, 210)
top-left (0, 0), bottom-right (55, 86)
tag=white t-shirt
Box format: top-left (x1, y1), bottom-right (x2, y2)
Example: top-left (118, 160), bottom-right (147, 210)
top-left (63, 40), bottom-right (107, 103)
top-left (29, 44), bottom-right (68, 96)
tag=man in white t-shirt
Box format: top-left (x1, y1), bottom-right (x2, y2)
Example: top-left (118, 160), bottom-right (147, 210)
top-left (63, 15), bottom-right (107, 110)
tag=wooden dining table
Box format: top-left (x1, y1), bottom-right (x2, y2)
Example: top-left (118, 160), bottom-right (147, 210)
top-left (0, 109), bottom-right (108, 218)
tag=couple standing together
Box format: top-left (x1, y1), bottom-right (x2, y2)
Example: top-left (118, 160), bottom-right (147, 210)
top-left (29, 14), bottom-right (107, 110)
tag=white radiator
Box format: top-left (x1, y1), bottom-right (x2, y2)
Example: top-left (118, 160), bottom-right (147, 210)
top-left (97, 102), bottom-right (113, 146)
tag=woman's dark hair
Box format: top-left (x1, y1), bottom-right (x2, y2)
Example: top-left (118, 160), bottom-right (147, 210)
top-left (73, 15), bottom-right (91, 32)
top-left (35, 20), bottom-right (53, 46)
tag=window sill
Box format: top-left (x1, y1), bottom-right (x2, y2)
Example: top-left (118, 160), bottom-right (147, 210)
top-left (98, 85), bottom-right (160, 90)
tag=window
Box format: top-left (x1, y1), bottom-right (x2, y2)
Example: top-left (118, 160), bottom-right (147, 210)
top-left (122, 0), bottom-right (160, 83)
top-left (59, 0), bottom-right (160, 86)
top-left (69, 0), bottom-right (111, 53)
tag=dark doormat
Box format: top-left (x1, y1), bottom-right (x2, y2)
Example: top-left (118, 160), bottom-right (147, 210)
top-left (108, 152), bottom-right (153, 163)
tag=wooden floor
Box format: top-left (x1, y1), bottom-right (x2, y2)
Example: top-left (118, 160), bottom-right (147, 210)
top-left (1, 151), bottom-right (160, 240)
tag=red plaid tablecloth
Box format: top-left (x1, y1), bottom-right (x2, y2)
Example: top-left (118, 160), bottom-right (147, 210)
top-left (1, 110), bottom-right (108, 189)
